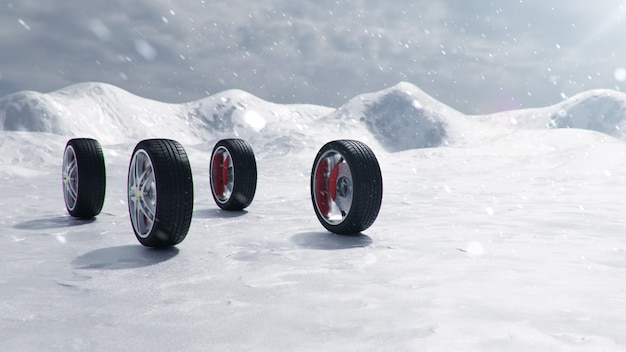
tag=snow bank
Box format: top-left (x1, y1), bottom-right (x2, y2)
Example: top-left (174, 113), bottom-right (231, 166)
top-left (479, 89), bottom-right (626, 140)
top-left (0, 81), bottom-right (461, 154)
top-left (550, 89), bottom-right (626, 138)
top-left (2, 82), bottom-right (626, 153)
top-left (0, 83), bottom-right (334, 151)
top-left (325, 82), bottom-right (463, 152)
top-left (0, 131), bottom-right (63, 178)
top-left (184, 89), bottom-right (334, 156)
top-left (0, 82), bottom-right (191, 144)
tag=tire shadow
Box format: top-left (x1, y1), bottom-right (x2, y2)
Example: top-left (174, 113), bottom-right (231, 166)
top-left (194, 208), bottom-right (248, 219)
top-left (291, 232), bottom-right (373, 250)
top-left (72, 245), bottom-right (179, 270)
top-left (13, 216), bottom-right (96, 230)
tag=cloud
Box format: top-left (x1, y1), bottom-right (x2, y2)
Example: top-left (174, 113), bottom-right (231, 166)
top-left (0, 0), bottom-right (625, 114)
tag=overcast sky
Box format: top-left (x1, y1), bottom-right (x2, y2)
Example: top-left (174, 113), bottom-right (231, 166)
top-left (1, 1), bottom-right (625, 114)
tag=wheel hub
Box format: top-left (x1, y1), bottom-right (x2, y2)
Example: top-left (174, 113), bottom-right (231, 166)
top-left (336, 176), bottom-right (350, 197)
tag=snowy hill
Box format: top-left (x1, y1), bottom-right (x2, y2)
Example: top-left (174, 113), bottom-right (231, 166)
top-left (0, 82), bottom-right (332, 147)
top-left (322, 82), bottom-right (464, 151)
top-left (0, 81), bottom-right (465, 152)
top-left (0, 83), bottom-right (187, 143)
top-left (478, 89), bottom-right (626, 139)
top-left (3, 82), bottom-right (626, 154)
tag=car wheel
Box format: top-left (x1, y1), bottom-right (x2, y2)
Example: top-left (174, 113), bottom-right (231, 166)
top-left (311, 140), bottom-right (383, 234)
top-left (128, 139), bottom-right (194, 247)
top-left (210, 138), bottom-right (257, 210)
top-left (62, 138), bottom-right (106, 218)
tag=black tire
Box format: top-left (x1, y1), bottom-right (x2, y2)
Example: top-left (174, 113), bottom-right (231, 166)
top-left (62, 138), bottom-right (106, 218)
top-left (210, 138), bottom-right (257, 210)
top-left (311, 140), bottom-right (383, 234)
top-left (127, 139), bottom-right (194, 247)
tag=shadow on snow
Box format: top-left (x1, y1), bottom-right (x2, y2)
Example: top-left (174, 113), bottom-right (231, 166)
top-left (291, 232), bottom-right (372, 250)
top-left (13, 216), bottom-right (96, 230)
top-left (193, 208), bottom-right (248, 219)
top-left (72, 245), bottom-right (179, 270)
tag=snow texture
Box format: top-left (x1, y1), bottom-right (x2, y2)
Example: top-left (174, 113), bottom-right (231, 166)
top-left (1, 82), bottom-right (626, 351)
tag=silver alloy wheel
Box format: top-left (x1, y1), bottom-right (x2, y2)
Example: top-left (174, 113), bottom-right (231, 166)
top-left (312, 150), bottom-right (353, 225)
top-left (128, 149), bottom-right (157, 238)
top-left (62, 145), bottom-right (79, 211)
top-left (211, 146), bottom-right (234, 203)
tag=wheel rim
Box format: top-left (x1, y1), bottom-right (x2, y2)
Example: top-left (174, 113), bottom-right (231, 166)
top-left (62, 145), bottom-right (79, 211)
top-left (313, 150), bottom-right (353, 225)
top-left (211, 146), bottom-right (234, 203)
top-left (128, 149), bottom-right (157, 238)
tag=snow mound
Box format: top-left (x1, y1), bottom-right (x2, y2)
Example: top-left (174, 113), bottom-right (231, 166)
top-left (5, 80), bottom-right (626, 155)
top-left (0, 83), bottom-right (333, 148)
top-left (0, 81), bottom-right (466, 154)
top-left (326, 82), bottom-right (463, 152)
top-left (481, 89), bottom-right (626, 140)
top-left (184, 89), bottom-right (334, 156)
top-left (550, 89), bottom-right (626, 138)
top-left (0, 131), bottom-right (64, 177)
top-left (0, 82), bottom-right (191, 144)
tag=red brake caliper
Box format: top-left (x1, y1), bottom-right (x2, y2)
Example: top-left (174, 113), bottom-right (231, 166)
top-left (328, 160), bottom-right (342, 201)
top-left (315, 158), bottom-right (330, 216)
top-left (212, 153), bottom-right (225, 196)
top-left (222, 155), bottom-right (230, 192)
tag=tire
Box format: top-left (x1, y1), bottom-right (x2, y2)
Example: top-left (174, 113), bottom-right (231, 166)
top-left (62, 138), bottom-right (106, 218)
top-left (311, 140), bottom-right (383, 234)
top-left (128, 139), bottom-right (194, 247)
top-left (210, 139), bottom-right (257, 210)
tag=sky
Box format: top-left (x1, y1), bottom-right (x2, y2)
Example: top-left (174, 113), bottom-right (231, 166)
top-left (1, 0), bottom-right (625, 114)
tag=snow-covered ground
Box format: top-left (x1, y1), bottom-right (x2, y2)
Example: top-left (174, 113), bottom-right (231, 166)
top-left (1, 82), bottom-right (625, 351)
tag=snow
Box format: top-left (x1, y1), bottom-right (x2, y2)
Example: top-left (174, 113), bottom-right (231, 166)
top-left (1, 82), bottom-right (626, 351)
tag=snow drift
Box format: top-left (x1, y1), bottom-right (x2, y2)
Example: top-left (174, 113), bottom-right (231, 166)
top-left (3, 82), bottom-right (626, 153)
top-left (0, 82), bottom-right (333, 148)
top-left (324, 82), bottom-right (463, 152)
top-left (1, 81), bottom-right (463, 153)
top-left (479, 89), bottom-right (626, 139)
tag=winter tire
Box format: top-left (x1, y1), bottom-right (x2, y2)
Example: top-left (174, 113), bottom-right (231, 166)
top-left (62, 138), bottom-right (106, 218)
top-left (311, 140), bottom-right (383, 234)
top-left (128, 139), bottom-right (194, 247)
top-left (210, 138), bottom-right (257, 210)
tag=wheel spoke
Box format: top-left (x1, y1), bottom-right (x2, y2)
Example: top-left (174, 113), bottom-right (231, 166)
top-left (66, 179), bottom-right (78, 200)
top-left (68, 159), bottom-right (77, 176)
top-left (64, 186), bottom-right (76, 205)
top-left (139, 195), bottom-right (155, 220)
top-left (134, 201), bottom-right (147, 234)
top-left (138, 165), bottom-right (153, 189)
